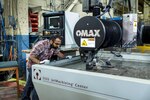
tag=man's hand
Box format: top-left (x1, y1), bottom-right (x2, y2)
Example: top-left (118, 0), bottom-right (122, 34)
top-left (40, 60), bottom-right (50, 64)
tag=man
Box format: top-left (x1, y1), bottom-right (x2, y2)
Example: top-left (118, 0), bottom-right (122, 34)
top-left (21, 34), bottom-right (64, 100)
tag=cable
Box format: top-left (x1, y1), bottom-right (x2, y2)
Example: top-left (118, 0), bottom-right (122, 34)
top-left (108, 12), bottom-right (113, 20)
top-left (95, 7), bottom-right (109, 18)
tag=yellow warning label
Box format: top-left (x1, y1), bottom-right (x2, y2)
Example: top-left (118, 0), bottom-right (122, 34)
top-left (134, 23), bottom-right (137, 27)
top-left (134, 21), bottom-right (137, 27)
top-left (82, 40), bottom-right (87, 46)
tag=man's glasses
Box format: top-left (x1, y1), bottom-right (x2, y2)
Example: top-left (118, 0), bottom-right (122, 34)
top-left (54, 42), bottom-right (61, 46)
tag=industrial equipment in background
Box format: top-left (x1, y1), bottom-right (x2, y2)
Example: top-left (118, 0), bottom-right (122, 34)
top-left (140, 25), bottom-right (150, 44)
top-left (0, 0), bottom-right (17, 61)
top-left (43, 11), bottom-right (79, 48)
top-left (0, 0), bottom-right (18, 82)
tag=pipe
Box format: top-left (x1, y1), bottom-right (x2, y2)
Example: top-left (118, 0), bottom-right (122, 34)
top-left (66, 0), bottom-right (78, 11)
top-left (61, 0), bottom-right (65, 10)
top-left (108, 0), bottom-right (113, 7)
top-left (128, 0), bottom-right (132, 12)
top-left (135, 0), bottom-right (138, 13)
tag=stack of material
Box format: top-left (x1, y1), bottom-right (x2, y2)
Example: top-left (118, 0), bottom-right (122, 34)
top-left (0, 78), bottom-right (25, 100)
top-left (0, 82), bottom-right (18, 100)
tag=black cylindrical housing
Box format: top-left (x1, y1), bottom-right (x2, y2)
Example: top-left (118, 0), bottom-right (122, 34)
top-left (74, 16), bottom-right (122, 51)
top-left (100, 19), bottom-right (122, 48)
top-left (141, 26), bottom-right (150, 44)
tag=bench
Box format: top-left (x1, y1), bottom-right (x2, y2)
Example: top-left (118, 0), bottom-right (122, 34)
top-left (0, 61), bottom-right (20, 97)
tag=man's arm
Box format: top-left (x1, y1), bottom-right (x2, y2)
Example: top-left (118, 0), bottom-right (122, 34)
top-left (29, 41), bottom-right (45, 64)
top-left (57, 52), bottom-right (64, 58)
top-left (29, 55), bottom-right (40, 64)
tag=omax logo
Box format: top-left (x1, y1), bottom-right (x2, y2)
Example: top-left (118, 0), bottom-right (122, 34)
top-left (76, 30), bottom-right (100, 37)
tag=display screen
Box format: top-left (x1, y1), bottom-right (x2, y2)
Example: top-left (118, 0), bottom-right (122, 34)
top-left (49, 16), bottom-right (60, 29)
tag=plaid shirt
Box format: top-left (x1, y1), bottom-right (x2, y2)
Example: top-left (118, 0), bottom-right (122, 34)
top-left (27, 39), bottom-right (59, 68)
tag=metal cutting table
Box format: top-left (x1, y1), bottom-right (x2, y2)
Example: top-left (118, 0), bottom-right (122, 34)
top-left (32, 52), bottom-right (150, 100)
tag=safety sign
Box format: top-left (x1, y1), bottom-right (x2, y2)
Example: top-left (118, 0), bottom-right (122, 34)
top-left (82, 40), bottom-right (87, 46)
top-left (81, 38), bottom-right (95, 48)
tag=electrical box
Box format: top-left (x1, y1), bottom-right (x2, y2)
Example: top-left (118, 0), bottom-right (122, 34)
top-left (123, 14), bottom-right (137, 48)
top-left (43, 11), bottom-right (79, 48)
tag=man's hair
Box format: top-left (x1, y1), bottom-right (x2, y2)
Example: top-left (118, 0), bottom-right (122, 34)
top-left (50, 34), bottom-right (63, 41)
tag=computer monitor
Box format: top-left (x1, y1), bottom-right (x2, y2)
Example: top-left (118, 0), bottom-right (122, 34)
top-left (48, 16), bottom-right (61, 29)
